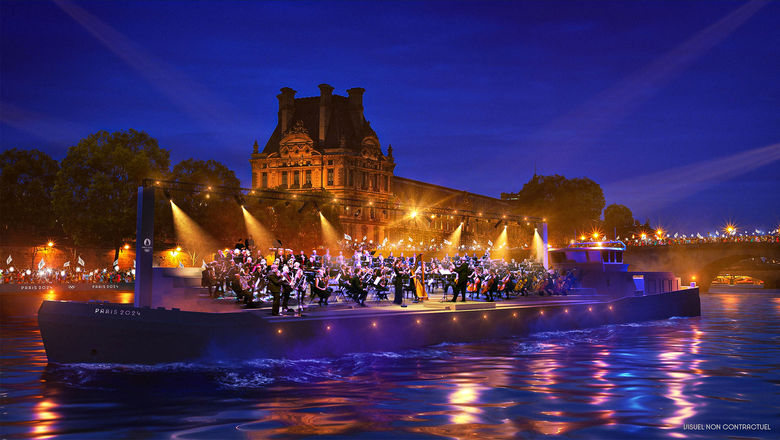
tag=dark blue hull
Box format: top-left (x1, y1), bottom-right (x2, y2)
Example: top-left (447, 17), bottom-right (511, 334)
top-left (38, 289), bottom-right (701, 364)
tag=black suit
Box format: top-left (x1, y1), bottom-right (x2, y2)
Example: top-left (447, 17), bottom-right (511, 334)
top-left (393, 267), bottom-right (404, 304)
top-left (451, 263), bottom-right (471, 302)
top-left (267, 272), bottom-right (283, 315)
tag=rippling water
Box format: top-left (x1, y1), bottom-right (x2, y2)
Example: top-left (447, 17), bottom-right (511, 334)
top-left (1, 289), bottom-right (778, 439)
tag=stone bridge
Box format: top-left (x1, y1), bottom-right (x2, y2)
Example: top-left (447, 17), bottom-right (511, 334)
top-left (622, 242), bottom-right (780, 292)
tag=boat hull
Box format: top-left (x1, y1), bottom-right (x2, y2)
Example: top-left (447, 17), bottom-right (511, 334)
top-left (38, 289), bottom-right (701, 364)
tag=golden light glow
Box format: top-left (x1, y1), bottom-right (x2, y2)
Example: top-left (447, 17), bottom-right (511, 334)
top-left (47, 241), bottom-right (54, 247)
top-left (170, 200), bottom-right (220, 264)
top-left (410, 210), bottom-right (418, 218)
top-left (242, 206), bottom-right (275, 252)
top-left (723, 222), bottom-right (737, 235)
top-left (123, 244), bottom-right (130, 250)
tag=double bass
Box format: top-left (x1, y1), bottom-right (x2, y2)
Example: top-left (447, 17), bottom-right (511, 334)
top-left (466, 275), bottom-right (480, 293)
top-left (480, 274), bottom-right (494, 294)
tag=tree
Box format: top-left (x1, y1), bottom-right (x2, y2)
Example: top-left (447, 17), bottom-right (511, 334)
top-left (169, 158), bottom-right (243, 248)
top-left (52, 130), bottom-right (170, 263)
top-left (0, 148), bottom-right (61, 242)
top-left (502, 174), bottom-right (605, 244)
top-left (603, 204), bottom-right (635, 240)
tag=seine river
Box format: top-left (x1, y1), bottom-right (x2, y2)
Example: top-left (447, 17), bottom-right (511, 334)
top-left (1, 289), bottom-right (778, 439)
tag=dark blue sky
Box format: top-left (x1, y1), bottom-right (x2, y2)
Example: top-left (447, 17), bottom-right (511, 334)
top-left (1, 0), bottom-right (778, 233)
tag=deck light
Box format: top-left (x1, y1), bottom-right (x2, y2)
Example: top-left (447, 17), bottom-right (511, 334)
top-left (277, 329), bottom-right (283, 334)
top-left (609, 305), bottom-right (613, 310)
top-left (326, 325), bottom-right (331, 331)
top-left (588, 307), bottom-right (593, 312)
top-left (565, 308), bottom-right (569, 313)
top-left (372, 322), bottom-right (377, 328)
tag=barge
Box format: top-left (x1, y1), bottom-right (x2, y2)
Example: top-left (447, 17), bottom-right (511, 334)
top-left (38, 240), bottom-right (700, 364)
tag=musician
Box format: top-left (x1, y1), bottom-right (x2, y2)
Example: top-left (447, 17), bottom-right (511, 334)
top-left (266, 265), bottom-right (283, 315)
top-left (450, 260), bottom-right (471, 302)
top-left (230, 268), bottom-right (253, 307)
top-left (311, 268), bottom-right (331, 305)
top-left (291, 262), bottom-right (307, 314)
top-left (500, 271), bottom-right (515, 297)
top-left (484, 269), bottom-right (497, 302)
top-left (202, 262), bottom-right (218, 298)
top-left (403, 264), bottom-right (417, 301)
top-left (392, 261), bottom-right (404, 305)
top-left (280, 265), bottom-right (293, 314)
top-left (348, 270), bottom-right (368, 306)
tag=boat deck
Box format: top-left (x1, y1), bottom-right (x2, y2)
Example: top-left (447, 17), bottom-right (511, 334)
top-left (181, 289), bottom-right (617, 321)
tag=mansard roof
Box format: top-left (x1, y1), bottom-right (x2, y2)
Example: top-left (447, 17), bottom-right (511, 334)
top-left (261, 94), bottom-right (378, 155)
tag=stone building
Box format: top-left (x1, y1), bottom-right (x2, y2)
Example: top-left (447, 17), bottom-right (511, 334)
top-left (250, 85), bottom-right (528, 249)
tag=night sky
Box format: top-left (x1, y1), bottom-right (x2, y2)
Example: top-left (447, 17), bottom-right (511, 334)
top-left (1, 0), bottom-right (778, 233)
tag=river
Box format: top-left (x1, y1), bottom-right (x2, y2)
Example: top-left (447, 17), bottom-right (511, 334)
top-left (1, 289), bottom-right (778, 439)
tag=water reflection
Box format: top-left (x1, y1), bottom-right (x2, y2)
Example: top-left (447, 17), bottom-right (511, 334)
top-left (448, 378), bottom-right (483, 425)
top-left (31, 398), bottom-right (59, 439)
top-left (2, 291), bottom-right (779, 439)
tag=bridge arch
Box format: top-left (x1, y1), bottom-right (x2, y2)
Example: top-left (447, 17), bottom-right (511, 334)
top-left (623, 242), bottom-right (780, 292)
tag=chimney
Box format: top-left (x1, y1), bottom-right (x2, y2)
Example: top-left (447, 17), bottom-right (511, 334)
top-left (318, 84), bottom-right (334, 144)
top-left (347, 87), bottom-right (365, 129)
top-left (276, 87), bottom-right (296, 134)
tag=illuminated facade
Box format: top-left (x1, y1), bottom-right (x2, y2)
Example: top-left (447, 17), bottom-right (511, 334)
top-left (250, 85), bottom-right (522, 248)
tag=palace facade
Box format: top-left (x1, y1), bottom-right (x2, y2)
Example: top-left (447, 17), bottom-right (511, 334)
top-left (249, 85), bottom-right (529, 250)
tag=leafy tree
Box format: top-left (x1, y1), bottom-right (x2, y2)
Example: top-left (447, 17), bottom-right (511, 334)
top-left (0, 148), bottom-right (61, 242)
top-left (169, 158), bottom-right (243, 248)
top-left (603, 204), bottom-right (635, 240)
top-left (502, 174), bottom-right (605, 244)
top-left (52, 130), bottom-right (170, 263)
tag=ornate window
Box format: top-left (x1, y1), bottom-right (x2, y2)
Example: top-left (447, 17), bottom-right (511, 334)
top-left (327, 169), bottom-right (334, 186)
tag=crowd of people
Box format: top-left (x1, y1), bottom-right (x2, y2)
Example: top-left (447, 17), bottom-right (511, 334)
top-left (0, 267), bottom-right (135, 285)
top-left (623, 232), bottom-right (778, 248)
top-left (201, 238), bottom-right (578, 315)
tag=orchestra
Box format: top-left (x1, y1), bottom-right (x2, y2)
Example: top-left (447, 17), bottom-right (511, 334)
top-left (200, 240), bottom-right (577, 316)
